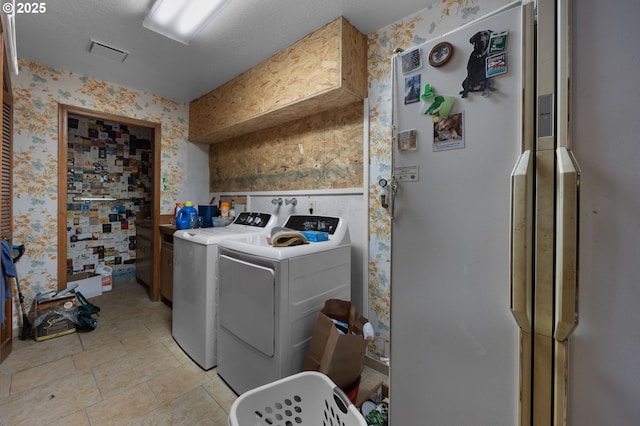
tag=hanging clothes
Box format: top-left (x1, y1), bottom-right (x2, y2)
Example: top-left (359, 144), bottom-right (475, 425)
top-left (1, 240), bottom-right (17, 328)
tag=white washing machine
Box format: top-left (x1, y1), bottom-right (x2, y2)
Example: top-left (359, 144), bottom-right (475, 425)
top-left (216, 215), bottom-right (351, 394)
top-left (172, 212), bottom-right (277, 370)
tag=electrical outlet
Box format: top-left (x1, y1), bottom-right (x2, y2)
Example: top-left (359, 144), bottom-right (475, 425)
top-left (308, 200), bottom-right (316, 214)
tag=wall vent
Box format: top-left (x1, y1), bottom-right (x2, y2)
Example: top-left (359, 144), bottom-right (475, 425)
top-left (89, 40), bottom-right (129, 63)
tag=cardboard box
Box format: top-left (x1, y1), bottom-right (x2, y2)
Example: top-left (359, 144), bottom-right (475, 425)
top-left (356, 381), bottom-right (389, 408)
top-left (303, 299), bottom-right (369, 389)
top-left (34, 294), bottom-right (77, 341)
top-left (67, 272), bottom-right (102, 298)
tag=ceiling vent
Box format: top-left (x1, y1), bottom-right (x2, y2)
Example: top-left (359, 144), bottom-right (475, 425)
top-left (89, 40), bottom-right (129, 63)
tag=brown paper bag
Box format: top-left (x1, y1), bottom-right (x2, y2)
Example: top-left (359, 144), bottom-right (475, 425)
top-left (304, 299), bottom-right (369, 389)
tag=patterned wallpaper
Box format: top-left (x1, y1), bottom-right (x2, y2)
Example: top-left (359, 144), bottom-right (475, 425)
top-left (366, 0), bottom-right (510, 357)
top-left (11, 59), bottom-right (207, 318)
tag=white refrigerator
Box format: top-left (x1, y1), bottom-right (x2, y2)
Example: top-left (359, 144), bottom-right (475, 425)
top-left (570, 0), bottom-right (640, 424)
top-left (388, 2), bottom-right (582, 424)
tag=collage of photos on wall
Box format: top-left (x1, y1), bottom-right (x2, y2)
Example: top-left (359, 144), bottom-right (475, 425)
top-left (66, 114), bottom-right (153, 276)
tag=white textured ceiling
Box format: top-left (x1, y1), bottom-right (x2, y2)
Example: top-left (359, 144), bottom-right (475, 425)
top-left (14, 0), bottom-right (431, 103)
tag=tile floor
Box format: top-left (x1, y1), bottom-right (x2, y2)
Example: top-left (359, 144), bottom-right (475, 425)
top-left (0, 276), bottom-right (387, 425)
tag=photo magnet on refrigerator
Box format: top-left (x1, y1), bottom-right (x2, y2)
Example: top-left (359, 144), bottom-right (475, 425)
top-left (401, 47), bottom-right (422, 74)
top-left (432, 112), bottom-right (464, 152)
top-left (460, 30), bottom-right (496, 98)
top-left (404, 74), bottom-right (421, 104)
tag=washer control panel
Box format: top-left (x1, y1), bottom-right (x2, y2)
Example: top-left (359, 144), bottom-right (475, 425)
top-left (233, 212), bottom-right (273, 227)
top-left (284, 215), bottom-right (341, 235)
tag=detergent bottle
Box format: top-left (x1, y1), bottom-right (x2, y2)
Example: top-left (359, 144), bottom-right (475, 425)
top-left (176, 201), bottom-right (198, 229)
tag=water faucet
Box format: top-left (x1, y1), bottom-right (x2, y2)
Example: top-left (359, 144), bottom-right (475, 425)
top-left (285, 197), bottom-right (298, 206)
top-left (271, 198), bottom-right (283, 206)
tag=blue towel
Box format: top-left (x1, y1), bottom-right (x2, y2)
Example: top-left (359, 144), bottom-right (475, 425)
top-left (1, 240), bottom-right (17, 328)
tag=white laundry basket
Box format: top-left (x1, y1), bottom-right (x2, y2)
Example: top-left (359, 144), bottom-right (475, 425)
top-left (228, 371), bottom-right (366, 426)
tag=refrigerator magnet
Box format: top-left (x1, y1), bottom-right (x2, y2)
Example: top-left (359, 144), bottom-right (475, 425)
top-left (433, 112), bottom-right (464, 152)
top-left (404, 74), bottom-right (421, 104)
top-left (488, 30), bottom-right (508, 54)
top-left (460, 30), bottom-right (495, 98)
top-left (401, 47), bottom-right (422, 74)
top-left (428, 42), bottom-right (453, 67)
top-left (421, 94), bottom-right (456, 119)
top-left (397, 129), bottom-right (418, 151)
top-left (394, 164), bottom-right (419, 182)
top-left (486, 52), bottom-right (507, 78)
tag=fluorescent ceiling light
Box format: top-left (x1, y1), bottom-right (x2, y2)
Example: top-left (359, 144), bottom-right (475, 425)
top-left (0, 1), bottom-right (19, 75)
top-left (143, 0), bottom-right (231, 45)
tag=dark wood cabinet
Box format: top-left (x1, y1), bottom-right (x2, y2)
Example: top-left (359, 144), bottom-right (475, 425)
top-left (135, 221), bottom-right (154, 288)
top-left (159, 226), bottom-right (175, 303)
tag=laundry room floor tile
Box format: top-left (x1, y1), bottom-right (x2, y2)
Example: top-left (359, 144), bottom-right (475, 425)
top-left (72, 339), bottom-right (129, 372)
top-left (129, 386), bottom-right (229, 425)
top-left (147, 362), bottom-right (210, 403)
top-left (10, 356), bottom-right (76, 394)
top-left (0, 275), bottom-right (386, 425)
top-left (0, 370), bottom-right (100, 425)
top-left (86, 382), bottom-right (159, 426)
top-left (47, 409), bottom-right (90, 426)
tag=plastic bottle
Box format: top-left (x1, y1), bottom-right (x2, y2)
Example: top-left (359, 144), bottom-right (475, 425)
top-left (176, 201), bottom-right (198, 229)
top-left (176, 209), bottom-right (188, 230)
top-left (220, 201), bottom-right (230, 219)
top-left (96, 264), bottom-right (113, 292)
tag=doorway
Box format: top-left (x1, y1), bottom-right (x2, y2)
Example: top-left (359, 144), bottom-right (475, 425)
top-left (57, 105), bottom-right (161, 298)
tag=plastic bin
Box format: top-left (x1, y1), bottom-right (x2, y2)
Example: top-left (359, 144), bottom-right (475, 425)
top-left (228, 371), bottom-right (366, 426)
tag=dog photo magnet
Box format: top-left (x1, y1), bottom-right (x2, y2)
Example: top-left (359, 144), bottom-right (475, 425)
top-left (459, 30), bottom-right (496, 98)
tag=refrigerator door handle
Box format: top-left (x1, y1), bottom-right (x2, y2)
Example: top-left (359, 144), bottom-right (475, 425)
top-left (554, 147), bottom-right (581, 341)
top-left (389, 176), bottom-right (398, 219)
top-left (510, 150), bottom-right (533, 332)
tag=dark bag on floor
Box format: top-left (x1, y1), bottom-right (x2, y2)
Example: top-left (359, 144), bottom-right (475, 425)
top-left (75, 291), bottom-right (100, 330)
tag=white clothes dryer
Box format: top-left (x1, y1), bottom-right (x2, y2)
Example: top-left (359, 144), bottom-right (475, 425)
top-left (217, 215), bottom-right (351, 394)
top-left (172, 212), bottom-right (277, 370)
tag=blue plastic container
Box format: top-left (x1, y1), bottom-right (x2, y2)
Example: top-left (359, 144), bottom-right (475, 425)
top-left (176, 202), bottom-right (198, 230)
top-left (198, 205), bottom-right (218, 227)
top-left (300, 231), bottom-right (329, 242)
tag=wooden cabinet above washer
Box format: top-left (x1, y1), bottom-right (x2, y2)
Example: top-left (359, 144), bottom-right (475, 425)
top-left (189, 17), bottom-right (367, 144)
